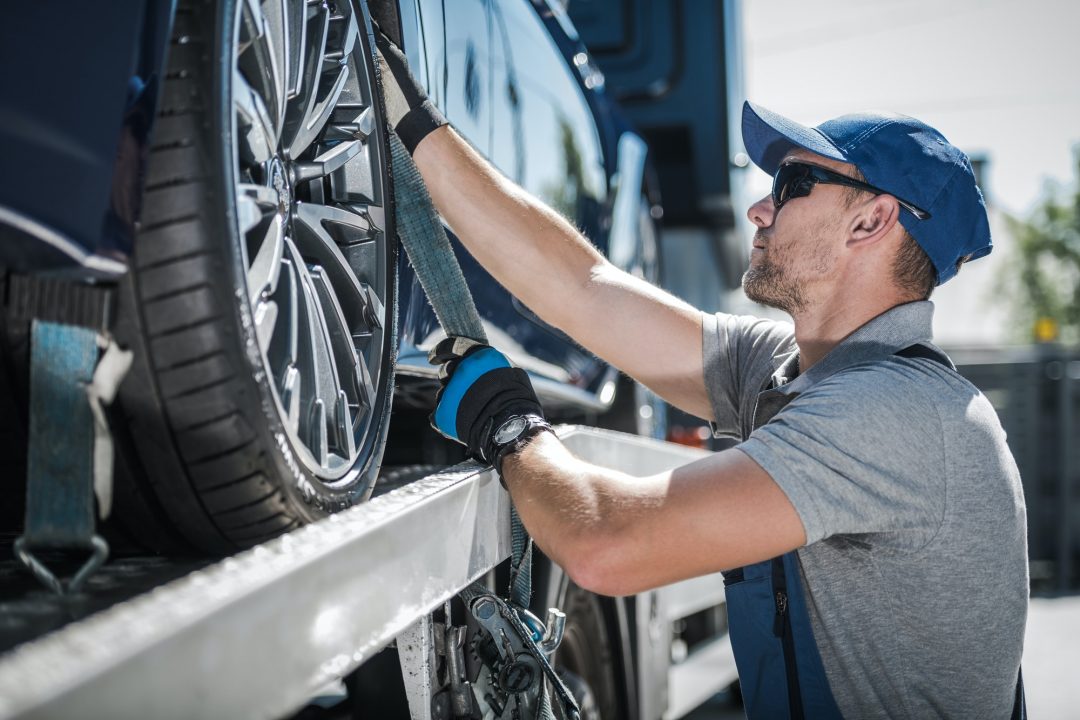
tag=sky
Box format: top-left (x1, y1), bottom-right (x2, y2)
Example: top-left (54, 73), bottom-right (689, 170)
top-left (741, 0), bottom-right (1080, 217)
top-left (738, 0), bottom-right (1080, 345)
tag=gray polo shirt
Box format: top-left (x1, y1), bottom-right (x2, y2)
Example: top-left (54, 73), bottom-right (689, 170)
top-left (703, 301), bottom-right (1028, 720)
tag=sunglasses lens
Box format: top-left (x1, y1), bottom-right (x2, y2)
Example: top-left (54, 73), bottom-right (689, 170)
top-left (773, 163), bottom-right (814, 208)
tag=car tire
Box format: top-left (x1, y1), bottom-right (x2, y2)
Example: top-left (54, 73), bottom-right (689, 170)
top-left (536, 566), bottom-right (631, 720)
top-left (111, 0), bottom-right (397, 554)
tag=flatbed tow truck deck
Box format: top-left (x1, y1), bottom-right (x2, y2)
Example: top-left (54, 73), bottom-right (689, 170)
top-left (0, 427), bottom-right (736, 720)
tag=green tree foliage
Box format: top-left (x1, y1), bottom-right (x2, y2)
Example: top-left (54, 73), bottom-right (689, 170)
top-left (1003, 150), bottom-right (1080, 345)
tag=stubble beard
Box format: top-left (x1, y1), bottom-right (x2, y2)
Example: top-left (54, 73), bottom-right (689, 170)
top-left (742, 232), bottom-right (809, 315)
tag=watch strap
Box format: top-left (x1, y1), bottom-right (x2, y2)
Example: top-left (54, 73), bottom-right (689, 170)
top-left (491, 414), bottom-right (552, 480)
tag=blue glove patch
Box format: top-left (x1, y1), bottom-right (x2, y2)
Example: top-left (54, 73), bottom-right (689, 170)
top-left (433, 347), bottom-right (512, 439)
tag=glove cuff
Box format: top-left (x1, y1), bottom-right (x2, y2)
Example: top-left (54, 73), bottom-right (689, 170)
top-left (396, 100), bottom-right (449, 154)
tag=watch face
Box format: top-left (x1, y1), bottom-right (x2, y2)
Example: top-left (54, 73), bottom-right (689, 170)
top-left (494, 416), bottom-right (528, 445)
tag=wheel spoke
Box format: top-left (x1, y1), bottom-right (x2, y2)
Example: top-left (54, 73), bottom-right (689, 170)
top-left (286, 239), bottom-right (346, 468)
top-left (267, 255), bottom-right (300, 370)
top-left (354, 348), bottom-right (376, 417)
top-left (281, 364), bottom-right (301, 432)
top-left (236, 182), bottom-right (279, 237)
top-left (260, 0), bottom-right (290, 129)
top-left (333, 390), bottom-right (356, 459)
top-left (237, 0), bottom-right (285, 135)
top-left (291, 139), bottom-right (360, 184)
top-left (234, 69), bottom-right (278, 164)
top-left (308, 398), bottom-right (329, 467)
top-left (310, 265), bottom-right (363, 450)
top-left (341, 241), bottom-right (377, 288)
top-left (360, 282), bottom-right (384, 331)
top-left (253, 299), bottom-right (278, 350)
top-left (326, 104), bottom-right (375, 142)
top-left (237, 196), bottom-right (264, 235)
top-left (283, 1), bottom-right (329, 158)
top-left (289, 65), bottom-right (349, 159)
top-left (284, 0), bottom-right (307, 99)
top-left (295, 200), bottom-right (377, 243)
top-left (238, 182), bottom-right (280, 207)
top-left (287, 6), bottom-right (356, 156)
top-left (293, 202), bottom-right (382, 332)
top-left (337, 7), bottom-right (358, 59)
top-left (247, 214), bottom-right (285, 306)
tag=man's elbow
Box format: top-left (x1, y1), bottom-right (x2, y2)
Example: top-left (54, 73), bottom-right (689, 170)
top-left (559, 532), bottom-right (649, 597)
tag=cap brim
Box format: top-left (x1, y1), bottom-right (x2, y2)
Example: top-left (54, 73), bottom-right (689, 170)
top-left (742, 101), bottom-right (847, 175)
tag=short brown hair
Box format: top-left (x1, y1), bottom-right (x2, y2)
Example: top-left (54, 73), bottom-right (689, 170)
top-left (843, 169), bottom-right (936, 299)
top-left (892, 230), bottom-right (936, 300)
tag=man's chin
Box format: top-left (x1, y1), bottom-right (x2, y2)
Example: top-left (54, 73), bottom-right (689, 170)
top-left (742, 269), bottom-right (799, 314)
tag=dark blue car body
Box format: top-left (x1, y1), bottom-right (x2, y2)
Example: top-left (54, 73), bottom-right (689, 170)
top-left (0, 0), bottom-right (654, 413)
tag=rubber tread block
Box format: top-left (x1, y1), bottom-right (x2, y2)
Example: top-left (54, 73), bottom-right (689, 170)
top-left (134, 224), bottom-right (209, 271)
top-left (145, 145), bottom-right (205, 188)
top-left (138, 183), bottom-right (207, 229)
top-left (156, 352), bottom-right (235, 397)
top-left (200, 474), bottom-right (275, 514)
top-left (175, 412), bottom-right (257, 462)
top-left (160, 76), bottom-right (205, 114)
top-left (164, 382), bottom-right (242, 430)
top-left (149, 321), bottom-right (228, 367)
top-left (138, 254), bottom-right (219, 301)
top-left (188, 446), bottom-right (266, 490)
top-left (150, 112), bottom-right (200, 148)
top-left (218, 508), bottom-right (295, 534)
top-left (142, 286), bottom-right (218, 335)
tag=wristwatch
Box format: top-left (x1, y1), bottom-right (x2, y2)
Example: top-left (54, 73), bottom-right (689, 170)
top-left (489, 414), bottom-right (552, 478)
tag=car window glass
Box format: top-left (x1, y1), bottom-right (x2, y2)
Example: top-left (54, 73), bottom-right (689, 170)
top-left (439, 0), bottom-right (491, 156)
top-left (489, 0), bottom-right (607, 238)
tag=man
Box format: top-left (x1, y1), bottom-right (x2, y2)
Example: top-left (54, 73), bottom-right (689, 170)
top-left (377, 32), bottom-right (1027, 720)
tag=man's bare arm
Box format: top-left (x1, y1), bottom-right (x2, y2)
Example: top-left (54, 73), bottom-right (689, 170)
top-left (412, 127), bottom-right (711, 419)
top-left (502, 432), bottom-right (806, 596)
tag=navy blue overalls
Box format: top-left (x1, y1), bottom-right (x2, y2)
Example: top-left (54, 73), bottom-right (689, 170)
top-left (722, 344), bottom-right (1026, 720)
top-left (722, 353), bottom-right (842, 720)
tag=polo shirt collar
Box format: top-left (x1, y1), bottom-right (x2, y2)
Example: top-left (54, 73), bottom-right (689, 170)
top-left (771, 301), bottom-right (936, 395)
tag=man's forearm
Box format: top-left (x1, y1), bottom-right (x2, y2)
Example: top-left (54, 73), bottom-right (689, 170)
top-left (411, 127), bottom-right (712, 420)
top-left (412, 127), bottom-right (608, 334)
top-left (500, 431), bottom-right (808, 597)
top-left (500, 432), bottom-right (673, 596)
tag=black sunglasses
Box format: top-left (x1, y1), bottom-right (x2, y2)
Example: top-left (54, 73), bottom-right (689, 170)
top-left (772, 161), bottom-right (931, 220)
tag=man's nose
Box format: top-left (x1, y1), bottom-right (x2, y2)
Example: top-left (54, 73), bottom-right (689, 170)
top-left (747, 195), bottom-right (775, 229)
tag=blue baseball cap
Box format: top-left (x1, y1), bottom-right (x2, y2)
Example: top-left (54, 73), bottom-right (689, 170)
top-left (741, 100), bottom-right (992, 285)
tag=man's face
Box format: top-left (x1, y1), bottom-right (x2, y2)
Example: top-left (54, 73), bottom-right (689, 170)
top-left (742, 150), bottom-right (858, 315)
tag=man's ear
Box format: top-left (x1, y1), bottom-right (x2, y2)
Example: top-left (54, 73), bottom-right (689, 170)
top-left (847, 195), bottom-right (900, 248)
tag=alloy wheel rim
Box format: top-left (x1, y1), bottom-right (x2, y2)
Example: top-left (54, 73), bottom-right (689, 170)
top-left (231, 0), bottom-right (389, 484)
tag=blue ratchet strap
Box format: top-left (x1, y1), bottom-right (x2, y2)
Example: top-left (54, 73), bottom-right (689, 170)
top-left (14, 321), bottom-right (109, 595)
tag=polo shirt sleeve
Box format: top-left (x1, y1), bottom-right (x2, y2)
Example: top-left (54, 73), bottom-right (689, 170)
top-left (702, 312), bottom-right (795, 437)
top-left (737, 362), bottom-right (947, 549)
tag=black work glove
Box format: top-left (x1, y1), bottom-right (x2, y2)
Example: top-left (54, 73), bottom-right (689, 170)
top-left (373, 24), bottom-right (448, 154)
top-left (429, 337), bottom-right (550, 471)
